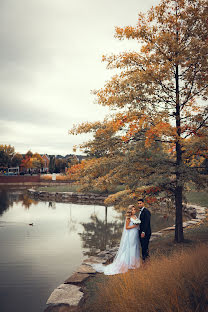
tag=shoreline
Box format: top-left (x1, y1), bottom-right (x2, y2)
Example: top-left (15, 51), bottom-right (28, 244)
top-left (0, 181), bottom-right (74, 187)
top-left (44, 203), bottom-right (207, 312)
top-left (27, 188), bottom-right (107, 205)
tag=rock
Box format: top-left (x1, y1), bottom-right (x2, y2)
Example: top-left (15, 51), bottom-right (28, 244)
top-left (108, 246), bottom-right (119, 252)
top-left (151, 232), bottom-right (163, 236)
top-left (97, 251), bottom-right (111, 257)
top-left (76, 264), bottom-right (96, 274)
top-left (83, 256), bottom-right (104, 265)
top-left (46, 284), bottom-right (83, 308)
top-left (195, 208), bottom-right (206, 213)
top-left (101, 254), bottom-right (114, 263)
top-left (186, 220), bottom-right (200, 225)
top-left (64, 273), bottom-right (89, 284)
top-left (196, 215), bottom-right (205, 220)
top-left (162, 226), bottom-right (175, 231)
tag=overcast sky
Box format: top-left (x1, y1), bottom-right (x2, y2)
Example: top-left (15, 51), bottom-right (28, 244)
top-left (0, 0), bottom-right (159, 156)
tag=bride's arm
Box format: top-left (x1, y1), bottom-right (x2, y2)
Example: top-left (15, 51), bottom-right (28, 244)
top-left (125, 218), bottom-right (139, 230)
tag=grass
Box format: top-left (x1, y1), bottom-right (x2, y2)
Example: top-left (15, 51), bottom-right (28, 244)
top-left (80, 216), bottom-right (208, 312)
top-left (185, 190), bottom-right (208, 208)
top-left (91, 245), bottom-right (208, 312)
top-left (37, 184), bottom-right (80, 193)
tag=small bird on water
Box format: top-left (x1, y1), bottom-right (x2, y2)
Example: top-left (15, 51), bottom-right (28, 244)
top-left (29, 223), bottom-right (33, 226)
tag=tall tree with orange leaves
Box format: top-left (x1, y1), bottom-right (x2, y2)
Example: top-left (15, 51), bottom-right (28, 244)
top-left (70, 0), bottom-right (208, 242)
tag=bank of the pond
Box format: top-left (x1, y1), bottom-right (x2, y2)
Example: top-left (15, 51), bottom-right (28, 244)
top-left (28, 188), bottom-right (107, 205)
top-left (0, 181), bottom-right (75, 189)
top-left (44, 203), bottom-right (207, 312)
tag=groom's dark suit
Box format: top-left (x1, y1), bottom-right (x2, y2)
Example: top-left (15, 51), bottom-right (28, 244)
top-left (139, 207), bottom-right (151, 261)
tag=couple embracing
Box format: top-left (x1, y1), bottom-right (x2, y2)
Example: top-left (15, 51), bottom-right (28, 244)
top-left (93, 199), bottom-right (151, 275)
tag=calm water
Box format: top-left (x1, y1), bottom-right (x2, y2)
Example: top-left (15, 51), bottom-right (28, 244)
top-left (0, 189), bottom-right (174, 312)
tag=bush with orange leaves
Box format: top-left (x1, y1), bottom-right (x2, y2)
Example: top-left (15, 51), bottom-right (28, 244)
top-left (90, 244), bottom-right (208, 312)
top-left (40, 174), bottom-right (72, 181)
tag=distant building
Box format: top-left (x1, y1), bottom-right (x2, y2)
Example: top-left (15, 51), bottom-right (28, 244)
top-left (41, 154), bottom-right (50, 173)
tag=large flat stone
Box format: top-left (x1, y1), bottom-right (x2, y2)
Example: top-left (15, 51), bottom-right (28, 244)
top-left (196, 215), bottom-right (205, 220)
top-left (182, 222), bottom-right (189, 227)
top-left (152, 232), bottom-right (163, 236)
top-left (46, 284), bottom-right (83, 307)
top-left (195, 208), bottom-right (206, 213)
top-left (162, 226), bottom-right (175, 231)
top-left (64, 273), bottom-right (89, 284)
top-left (76, 264), bottom-right (96, 274)
top-left (83, 256), bottom-right (105, 265)
top-left (186, 220), bottom-right (200, 225)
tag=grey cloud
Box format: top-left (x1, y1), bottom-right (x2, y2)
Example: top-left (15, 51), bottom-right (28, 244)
top-left (0, 0), bottom-right (159, 154)
top-left (0, 91), bottom-right (80, 127)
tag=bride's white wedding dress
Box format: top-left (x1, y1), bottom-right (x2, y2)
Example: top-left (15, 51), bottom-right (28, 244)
top-left (92, 217), bottom-right (140, 275)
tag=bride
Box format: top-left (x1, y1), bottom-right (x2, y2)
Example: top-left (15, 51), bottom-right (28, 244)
top-left (92, 205), bottom-right (140, 275)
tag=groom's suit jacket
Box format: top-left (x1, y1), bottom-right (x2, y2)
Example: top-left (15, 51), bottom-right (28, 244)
top-left (139, 207), bottom-right (151, 237)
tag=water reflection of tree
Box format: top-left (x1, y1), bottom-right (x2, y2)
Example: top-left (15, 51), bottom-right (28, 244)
top-left (0, 190), bottom-right (39, 214)
top-left (79, 208), bottom-right (124, 256)
top-left (48, 201), bottom-right (56, 209)
top-left (20, 194), bottom-right (39, 210)
top-left (67, 206), bottom-right (77, 233)
top-left (0, 190), bottom-right (10, 216)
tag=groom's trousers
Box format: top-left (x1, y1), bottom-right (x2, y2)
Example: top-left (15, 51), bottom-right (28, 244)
top-left (140, 235), bottom-right (151, 261)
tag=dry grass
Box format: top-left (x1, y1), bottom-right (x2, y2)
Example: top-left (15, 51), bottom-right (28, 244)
top-left (40, 174), bottom-right (72, 181)
top-left (91, 245), bottom-right (208, 312)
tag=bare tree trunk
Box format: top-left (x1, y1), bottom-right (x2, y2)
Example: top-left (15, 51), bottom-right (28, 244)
top-left (174, 60), bottom-right (184, 243)
top-left (174, 2), bottom-right (184, 243)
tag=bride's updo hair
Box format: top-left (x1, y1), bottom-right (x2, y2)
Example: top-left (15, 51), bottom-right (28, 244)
top-left (126, 204), bottom-right (134, 219)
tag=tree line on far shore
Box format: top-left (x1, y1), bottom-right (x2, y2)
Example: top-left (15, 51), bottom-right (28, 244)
top-left (0, 144), bottom-right (84, 174)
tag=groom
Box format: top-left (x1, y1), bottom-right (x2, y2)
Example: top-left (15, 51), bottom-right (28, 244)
top-left (137, 199), bottom-right (151, 262)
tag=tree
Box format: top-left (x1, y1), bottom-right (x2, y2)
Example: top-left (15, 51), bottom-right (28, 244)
top-left (21, 156), bottom-right (33, 170)
top-left (54, 158), bottom-right (68, 173)
top-left (49, 155), bottom-right (55, 173)
top-left (0, 150), bottom-right (9, 167)
top-left (25, 150), bottom-right (33, 158)
top-left (31, 153), bottom-right (44, 171)
top-left (69, 0), bottom-right (208, 242)
top-left (11, 153), bottom-right (23, 167)
top-left (0, 145), bottom-right (15, 167)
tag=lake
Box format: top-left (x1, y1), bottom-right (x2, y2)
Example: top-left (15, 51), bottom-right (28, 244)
top-left (0, 189), bottom-right (174, 312)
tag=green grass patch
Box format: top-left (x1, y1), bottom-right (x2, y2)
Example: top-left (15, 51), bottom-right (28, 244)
top-left (36, 184), bottom-right (80, 192)
top-left (185, 190), bottom-right (208, 207)
top-left (36, 184), bottom-right (125, 194)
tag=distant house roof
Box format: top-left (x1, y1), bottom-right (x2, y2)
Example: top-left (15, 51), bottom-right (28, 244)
top-left (41, 154), bottom-right (50, 160)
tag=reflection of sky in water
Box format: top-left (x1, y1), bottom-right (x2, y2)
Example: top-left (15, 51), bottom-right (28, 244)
top-left (0, 191), bottom-right (124, 312)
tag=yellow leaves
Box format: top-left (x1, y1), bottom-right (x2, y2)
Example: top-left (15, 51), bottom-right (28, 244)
top-left (115, 26), bottom-right (139, 40)
top-left (145, 122), bottom-right (175, 147)
top-left (66, 160), bottom-right (86, 180)
top-left (104, 189), bottom-right (131, 206)
top-left (69, 121), bottom-right (103, 135)
top-left (112, 119), bottom-right (124, 132)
